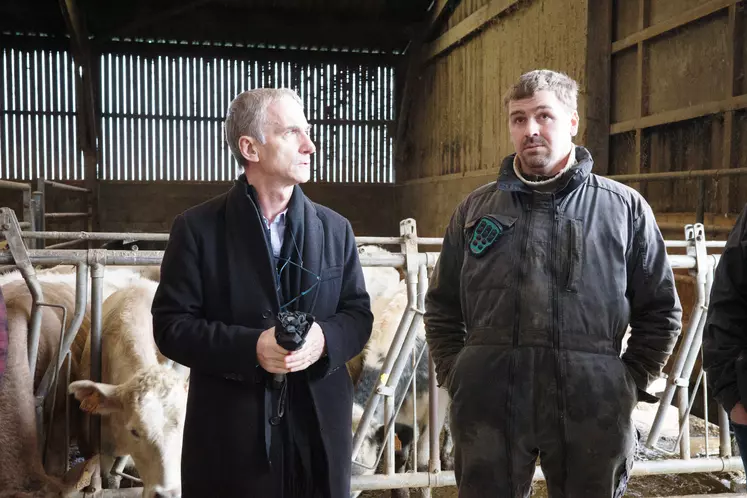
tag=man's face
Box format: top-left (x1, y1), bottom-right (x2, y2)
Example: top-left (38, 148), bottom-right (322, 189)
top-left (246, 96), bottom-right (316, 186)
top-left (508, 90), bottom-right (579, 177)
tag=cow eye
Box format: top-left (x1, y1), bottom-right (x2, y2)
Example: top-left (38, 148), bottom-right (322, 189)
top-left (130, 429), bottom-right (140, 438)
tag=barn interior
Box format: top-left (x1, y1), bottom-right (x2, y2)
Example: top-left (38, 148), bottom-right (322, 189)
top-left (1, 0), bottom-right (747, 496)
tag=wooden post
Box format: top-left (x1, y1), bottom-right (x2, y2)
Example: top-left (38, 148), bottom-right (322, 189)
top-left (59, 0), bottom-right (101, 232)
top-left (722, 3), bottom-right (742, 214)
top-left (633, 0), bottom-right (650, 194)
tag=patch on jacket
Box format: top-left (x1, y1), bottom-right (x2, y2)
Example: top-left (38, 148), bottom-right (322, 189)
top-left (468, 216), bottom-right (504, 257)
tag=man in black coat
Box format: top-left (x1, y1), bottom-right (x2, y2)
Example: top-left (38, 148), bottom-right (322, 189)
top-left (152, 88), bottom-right (374, 497)
top-left (703, 202), bottom-right (747, 470)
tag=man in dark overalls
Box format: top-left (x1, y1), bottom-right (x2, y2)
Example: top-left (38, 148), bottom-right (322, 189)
top-left (425, 69), bottom-right (682, 497)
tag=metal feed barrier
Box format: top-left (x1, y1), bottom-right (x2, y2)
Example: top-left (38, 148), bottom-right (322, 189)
top-left (0, 207), bottom-right (742, 496)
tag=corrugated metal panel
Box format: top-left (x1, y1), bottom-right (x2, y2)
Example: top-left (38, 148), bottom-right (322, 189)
top-left (0, 47), bottom-right (81, 180)
top-left (98, 54), bottom-right (395, 182)
top-left (2, 47), bottom-right (395, 183)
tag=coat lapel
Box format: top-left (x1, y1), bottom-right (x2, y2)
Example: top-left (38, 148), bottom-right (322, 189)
top-left (225, 181), bottom-right (279, 324)
top-left (299, 190), bottom-right (323, 314)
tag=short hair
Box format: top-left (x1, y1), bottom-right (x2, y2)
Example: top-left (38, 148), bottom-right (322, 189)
top-left (503, 69), bottom-right (578, 111)
top-left (224, 88), bottom-right (304, 166)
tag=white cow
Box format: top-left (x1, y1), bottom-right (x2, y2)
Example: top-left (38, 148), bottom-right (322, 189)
top-left (70, 279), bottom-right (187, 498)
top-left (351, 278), bottom-right (451, 482)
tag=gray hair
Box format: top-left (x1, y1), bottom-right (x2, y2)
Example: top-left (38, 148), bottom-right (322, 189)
top-left (224, 88), bottom-right (304, 166)
top-left (503, 69), bottom-right (578, 111)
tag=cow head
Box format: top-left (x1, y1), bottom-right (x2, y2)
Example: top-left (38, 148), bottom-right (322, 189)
top-left (68, 365), bottom-right (187, 498)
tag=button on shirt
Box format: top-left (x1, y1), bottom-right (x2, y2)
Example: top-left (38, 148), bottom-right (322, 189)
top-left (262, 210), bottom-right (287, 258)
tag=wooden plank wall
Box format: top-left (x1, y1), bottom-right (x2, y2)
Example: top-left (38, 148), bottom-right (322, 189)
top-left (396, 0), bottom-right (593, 237)
top-left (610, 0), bottom-right (747, 227)
top-left (0, 181), bottom-right (398, 244)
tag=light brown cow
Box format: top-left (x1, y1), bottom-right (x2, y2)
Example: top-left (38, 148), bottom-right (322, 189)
top-left (0, 274), bottom-right (97, 497)
top-left (70, 278), bottom-right (187, 498)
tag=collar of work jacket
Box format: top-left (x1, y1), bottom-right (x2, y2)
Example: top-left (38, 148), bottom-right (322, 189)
top-left (496, 145), bottom-right (594, 198)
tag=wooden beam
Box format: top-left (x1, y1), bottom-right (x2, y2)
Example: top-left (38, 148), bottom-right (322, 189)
top-left (58, 0), bottom-right (101, 231)
top-left (58, 0), bottom-right (86, 55)
top-left (109, 0), bottom-right (212, 38)
top-left (612, 0), bottom-right (738, 53)
top-left (632, 0), bottom-right (649, 193)
top-left (721, 4), bottom-right (742, 214)
top-left (428, 0), bottom-right (451, 26)
top-left (425, 0), bottom-right (522, 60)
top-left (610, 94), bottom-right (747, 134)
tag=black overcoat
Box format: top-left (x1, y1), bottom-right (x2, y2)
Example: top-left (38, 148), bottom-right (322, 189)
top-left (152, 178), bottom-right (373, 497)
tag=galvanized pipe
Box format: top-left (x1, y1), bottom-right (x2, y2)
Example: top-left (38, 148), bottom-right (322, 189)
top-left (20, 230), bottom-right (170, 241)
top-left (702, 367), bottom-right (710, 457)
top-left (90, 262), bottom-right (105, 491)
top-left (24, 275), bottom-right (45, 377)
top-left (35, 264), bottom-right (89, 404)
top-left (31, 191), bottom-right (44, 249)
top-left (719, 403), bottom-right (732, 458)
top-left (351, 284), bottom-right (415, 463)
top-left (0, 179), bottom-right (31, 191)
top-left (44, 212), bottom-right (90, 219)
top-left (0, 247), bottom-right (695, 273)
top-left (41, 302), bottom-right (68, 468)
top-left (0, 249), bottom-right (442, 269)
top-left (659, 222), bottom-right (733, 234)
top-left (647, 272), bottom-right (707, 446)
top-left (665, 240), bottom-right (727, 249)
top-left (45, 239), bottom-right (87, 249)
top-left (678, 386), bottom-right (691, 459)
top-left (349, 457), bottom-right (745, 491)
top-left (351, 281), bottom-right (417, 463)
top-left (384, 389), bottom-right (396, 474)
top-left (418, 263), bottom-right (441, 477)
top-left (44, 180), bottom-right (91, 193)
top-left (18, 221), bottom-right (31, 228)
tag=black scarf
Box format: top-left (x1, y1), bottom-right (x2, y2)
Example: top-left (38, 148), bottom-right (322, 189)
top-left (238, 174), bottom-right (324, 497)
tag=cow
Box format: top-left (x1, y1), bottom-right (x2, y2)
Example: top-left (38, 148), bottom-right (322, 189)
top-left (70, 278), bottom-right (188, 498)
top-left (347, 245), bottom-right (402, 386)
top-left (0, 274), bottom-right (97, 497)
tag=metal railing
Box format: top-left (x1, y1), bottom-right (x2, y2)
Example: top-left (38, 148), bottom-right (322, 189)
top-left (0, 208), bottom-right (742, 495)
top-left (0, 178), bottom-right (93, 251)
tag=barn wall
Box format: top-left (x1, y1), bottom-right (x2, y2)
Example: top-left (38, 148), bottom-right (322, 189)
top-left (0, 182), bottom-right (398, 242)
top-left (397, 0), bottom-right (746, 240)
top-left (96, 182), bottom-right (398, 236)
top-left (609, 0), bottom-right (747, 219)
top-left (396, 0), bottom-right (601, 238)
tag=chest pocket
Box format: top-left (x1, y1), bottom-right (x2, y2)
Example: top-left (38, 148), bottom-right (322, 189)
top-left (462, 214), bottom-right (518, 290)
top-left (560, 218), bottom-right (583, 293)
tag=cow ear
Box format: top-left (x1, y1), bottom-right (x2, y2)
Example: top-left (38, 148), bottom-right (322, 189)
top-left (68, 380), bottom-right (124, 415)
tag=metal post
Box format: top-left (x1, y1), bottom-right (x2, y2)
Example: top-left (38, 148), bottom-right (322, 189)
top-left (22, 188), bottom-right (33, 235)
top-left (647, 224), bottom-right (708, 448)
top-left (351, 220), bottom-right (420, 465)
top-left (31, 191), bottom-right (44, 249)
top-left (89, 259), bottom-right (105, 492)
top-left (719, 404), bottom-right (732, 458)
top-left (678, 386), bottom-right (690, 459)
top-left (0, 208), bottom-right (46, 375)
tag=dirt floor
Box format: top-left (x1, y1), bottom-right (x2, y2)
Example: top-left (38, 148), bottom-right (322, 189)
top-left (360, 471), bottom-right (737, 497)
